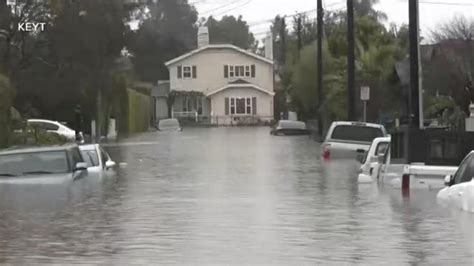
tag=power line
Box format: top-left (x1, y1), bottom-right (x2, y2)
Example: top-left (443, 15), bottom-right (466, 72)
top-left (400, 0), bottom-right (474, 6)
top-left (200, 0), bottom-right (243, 16)
top-left (211, 0), bottom-right (253, 17)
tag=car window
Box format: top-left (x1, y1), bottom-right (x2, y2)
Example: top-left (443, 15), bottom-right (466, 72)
top-left (453, 155), bottom-right (473, 185)
top-left (0, 151), bottom-right (69, 175)
top-left (31, 122), bottom-right (59, 131)
top-left (376, 142), bottom-right (389, 156)
top-left (71, 148), bottom-right (84, 165)
top-left (80, 150), bottom-right (100, 167)
top-left (331, 125), bottom-right (384, 142)
top-left (460, 155), bottom-right (474, 183)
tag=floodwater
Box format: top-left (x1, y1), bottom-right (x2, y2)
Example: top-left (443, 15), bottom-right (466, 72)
top-left (0, 127), bottom-right (472, 265)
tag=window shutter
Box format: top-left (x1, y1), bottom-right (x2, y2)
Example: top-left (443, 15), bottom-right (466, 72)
top-left (225, 98), bottom-right (229, 115)
top-left (224, 65), bottom-right (229, 78)
top-left (177, 66), bottom-right (182, 79)
top-left (251, 65), bottom-right (256, 78)
top-left (192, 66), bottom-right (197, 78)
top-left (252, 97), bottom-right (257, 115)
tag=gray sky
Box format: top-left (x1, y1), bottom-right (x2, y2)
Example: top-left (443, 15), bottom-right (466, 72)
top-left (192, 0), bottom-right (474, 41)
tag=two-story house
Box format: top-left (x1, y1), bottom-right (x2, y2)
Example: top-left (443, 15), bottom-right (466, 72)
top-left (164, 27), bottom-right (275, 125)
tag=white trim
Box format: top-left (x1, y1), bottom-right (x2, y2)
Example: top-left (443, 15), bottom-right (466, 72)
top-left (206, 83), bottom-right (275, 97)
top-left (165, 44), bottom-right (274, 66)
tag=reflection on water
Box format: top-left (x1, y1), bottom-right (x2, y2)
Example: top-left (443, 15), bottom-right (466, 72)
top-left (0, 128), bottom-right (472, 264)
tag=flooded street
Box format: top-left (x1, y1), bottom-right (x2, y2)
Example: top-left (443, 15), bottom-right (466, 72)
top-left (0, 127), bottom-right (473, 265)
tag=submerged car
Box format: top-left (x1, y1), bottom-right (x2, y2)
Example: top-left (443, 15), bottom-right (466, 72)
top-left (437, 151), bottom-right (474, 213)
top-left (357, 137), bottom-right (390, 183)
top-left (79, 144), bottom-right (117, 173)
top-left (27, 119), bottom-right (84, 143)
top-left (321, 121), bottom-right (387, 160)
top-left (158, 118), bottom-right (182, 132)
top-left (270, 120), bottom-right (310, 136)
top-left (0, 145), bottom-right (88, 183)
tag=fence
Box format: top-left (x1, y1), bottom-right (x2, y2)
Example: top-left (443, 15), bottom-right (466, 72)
top-left (128, 89), bottom-right (152, 133)
top-left (390, 126), bottom-right (474, 166)
top-left (169, 113), bottom-right (274, 126)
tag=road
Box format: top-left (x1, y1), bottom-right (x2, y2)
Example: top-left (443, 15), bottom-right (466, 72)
top-left (0, 127), bottom-right (473, 265)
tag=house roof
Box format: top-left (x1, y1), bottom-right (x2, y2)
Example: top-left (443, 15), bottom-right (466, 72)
top-left (165, 44), bottom-right (274, 67)
top-left (206, 83), bottom-right (275, 97)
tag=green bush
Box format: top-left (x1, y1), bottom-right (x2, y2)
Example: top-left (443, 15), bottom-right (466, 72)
top-left (128, 89), bottom-right (151, 133)
top-left (9, 125), bottom-right (70, 147)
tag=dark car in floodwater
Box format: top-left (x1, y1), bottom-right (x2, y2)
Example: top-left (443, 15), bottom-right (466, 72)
top-left (270, 120), bottom-right (310, 136)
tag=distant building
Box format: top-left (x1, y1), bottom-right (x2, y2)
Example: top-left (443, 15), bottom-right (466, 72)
top-left (161, 27), bottom-right (275, 125)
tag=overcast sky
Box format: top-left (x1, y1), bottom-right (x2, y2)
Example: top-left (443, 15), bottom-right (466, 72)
top-left (192, 0), bottom-right (474, 41)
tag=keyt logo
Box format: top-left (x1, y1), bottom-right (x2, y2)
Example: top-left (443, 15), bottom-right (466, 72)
top-left (18, 23), bottom-right (46, 32)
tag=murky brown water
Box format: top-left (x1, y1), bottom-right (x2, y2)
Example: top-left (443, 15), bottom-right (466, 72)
top-left (0, 127), bottom-right (473, 265)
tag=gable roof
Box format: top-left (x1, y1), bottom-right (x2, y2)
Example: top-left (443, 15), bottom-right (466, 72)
top-left (165, 44), bottom-right (274, 67)
top-left (206, 83), bottom-right (275, 97)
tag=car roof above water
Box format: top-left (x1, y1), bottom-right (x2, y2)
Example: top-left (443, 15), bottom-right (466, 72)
top-left (331, 121), bottom-right (384, 129)
top-left (277, 120), bottom-right (307, 130)
top-left (0, 144), bottom-right (79, 156)
top-left (159, 118), bottom-right (180, 128)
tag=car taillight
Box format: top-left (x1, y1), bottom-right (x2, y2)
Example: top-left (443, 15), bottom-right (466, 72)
top-left (322, 144), bottom-right (331, 160)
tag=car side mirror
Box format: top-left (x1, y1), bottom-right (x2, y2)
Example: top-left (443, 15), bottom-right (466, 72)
top-left (105, 161), bottom-right (117, 169)
top-left (444, 175), bottom-right (453, 186)
top-left (74, 162), bottom-right (88, 172)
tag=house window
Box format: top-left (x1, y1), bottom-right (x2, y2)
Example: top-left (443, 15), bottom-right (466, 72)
top-left (183, 66), bottom-right (192, 78)
top-left (228, 97), bottom-right (253, 115)
top-left (230, 98), bottom-right (235, 114)
top-left (245, 66), bottom-right (251, 77)
top-left (228, 65), bottom-right (252, 78)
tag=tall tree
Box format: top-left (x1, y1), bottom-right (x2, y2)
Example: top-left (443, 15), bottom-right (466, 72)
top-left (127, 0), bottom-right (198, 82)
top-left (0, 74), bottom-right (14, 148)
top-left (205, 15), bottom-right (257, 50)
top-left (426, 15), bottom-right (474, 115)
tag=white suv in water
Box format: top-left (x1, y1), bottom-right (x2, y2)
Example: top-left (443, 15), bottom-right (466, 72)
top-left (321, 121), bottom-right (387, 160)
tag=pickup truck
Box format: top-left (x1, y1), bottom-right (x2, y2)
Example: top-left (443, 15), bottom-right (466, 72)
top-left (321, 121), bottom-right (387, 160)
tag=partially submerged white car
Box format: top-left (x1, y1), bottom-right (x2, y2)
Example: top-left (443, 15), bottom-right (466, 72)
top-left (27, 119), bottom-right (84, 143)
top-left (437, 151), bottom-right (474, 213)
top-left (79, 144), bottom-right (117, 174)
top-left (321, 121), bottom-right (387, 160)
top-left (357, 137), bottom-right (390, 183)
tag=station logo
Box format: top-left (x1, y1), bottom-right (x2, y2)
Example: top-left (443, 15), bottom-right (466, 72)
top-left (17, 22), bottom-right (46, 32)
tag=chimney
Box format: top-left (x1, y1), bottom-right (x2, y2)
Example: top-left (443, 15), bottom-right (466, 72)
top-left (197, 26), bottom-right (209, 48)
top-left (264, 34), bottom-right (273, 60)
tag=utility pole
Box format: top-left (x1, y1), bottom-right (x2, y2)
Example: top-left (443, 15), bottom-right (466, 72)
top-left (408, 0), bottom-right (421, 129)
top-left (317, 0), bottom-right (324, 138)
top-left (280, 17), bottom-right (288, 119)
top-left (347, 0), bottom-right (356, 121)
top-left (95, 88), bottom-right (102, 143)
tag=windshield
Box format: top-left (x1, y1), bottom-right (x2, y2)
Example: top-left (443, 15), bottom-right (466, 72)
top-left (80, 150), bottom-right (100, 167)
top-left (331, 125), bottom-right (384, 142)
top-left (0, 151), bottom-right (69, 176)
